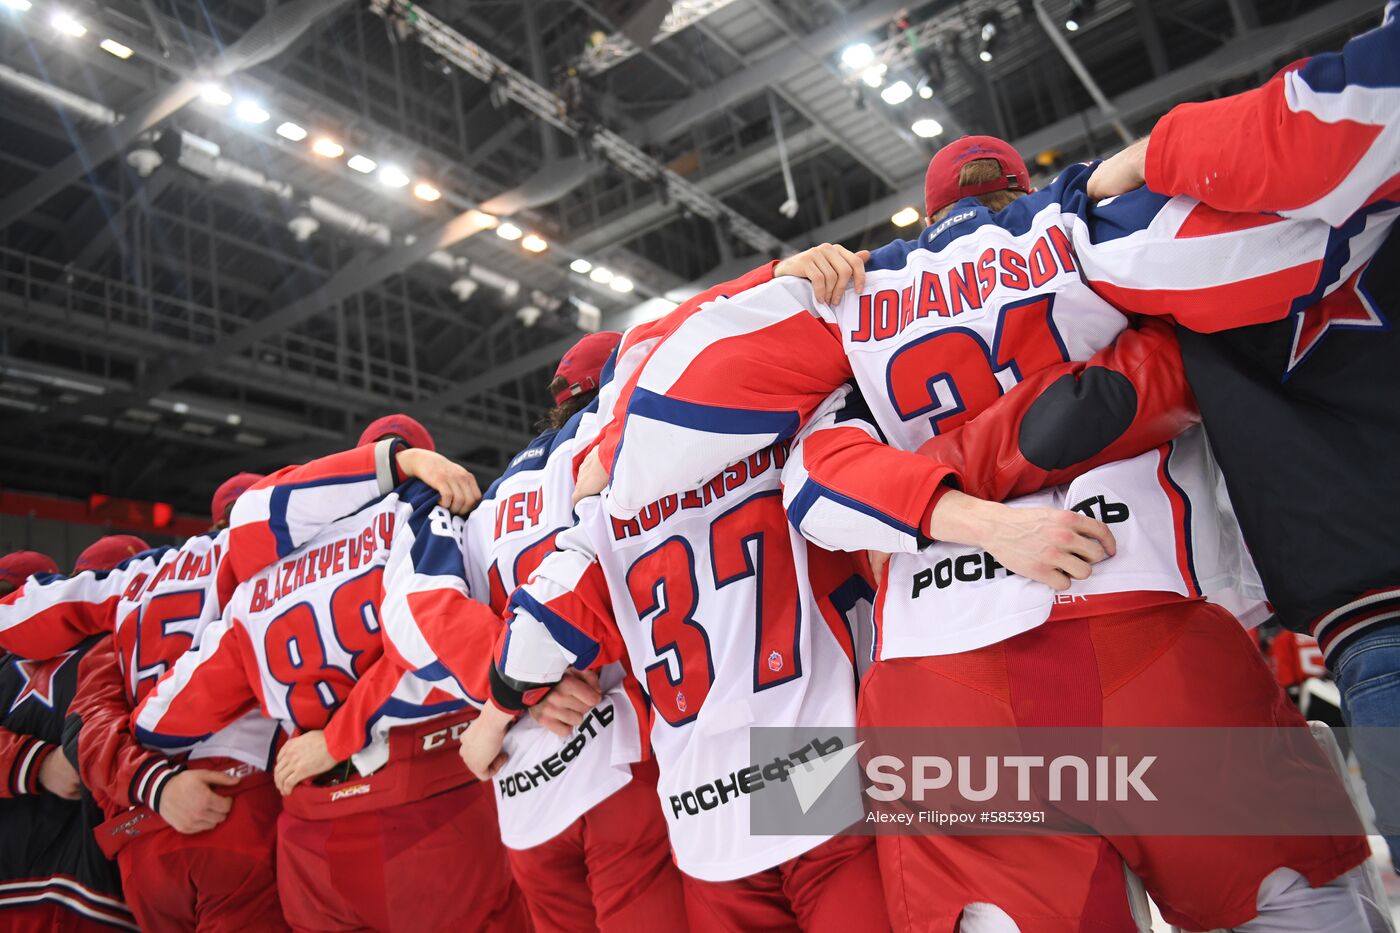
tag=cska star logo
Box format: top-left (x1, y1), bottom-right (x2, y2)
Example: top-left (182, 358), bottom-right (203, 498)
top-left (768, 650), bottom-right (783, 673)
top-left (1286, 260), bottom-right (1388, 375)
top-left (9, 650), bottom-right (79, 714)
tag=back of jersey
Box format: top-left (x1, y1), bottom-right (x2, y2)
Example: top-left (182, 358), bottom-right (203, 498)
top-left (467, 412), bottom-right (644, 850)
top-left (810, 184), bottom-right (1252, 657)
top-left (138, 483), bottom-right (483, 778)
top-left (229, 503), bottom-right (398, 734)
top-left (576, 442), bottom-right (872, 881)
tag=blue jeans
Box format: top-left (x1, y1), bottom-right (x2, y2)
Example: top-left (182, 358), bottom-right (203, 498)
top-left (1333, 623), bottom-right (1400, 865)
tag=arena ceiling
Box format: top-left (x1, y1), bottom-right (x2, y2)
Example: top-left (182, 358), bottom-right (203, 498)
top-left (0, 0), bottom-right (1377, 514)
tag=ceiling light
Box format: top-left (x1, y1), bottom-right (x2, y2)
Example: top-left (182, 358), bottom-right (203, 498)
top-left (860, 64), bottom-right (886, 88)
top-left (589, 266), bottom-right (614, 284)
top-left (609, 276), bottom-right (634, 293)
top-left (50, 11), bottom-right (85, 36)
top-left (234, 99), bottom-right (269, 124)
top-left (496, 222), bottom-right (523, 241)
top-left (840, 43), bottom-right (874, 70)
top-left (569, 258), bottom-right (593, 274)
top-left (880, 81), bottom-right (913, 105)
top-left (911, 117), bottom-right (944, 138)
top-left (100, 38), bottom-right (133, 59)
top-left (199, 84), bottom-right (232, 107)
top-left (346, 154), bottom-right (377, 174)
top-left (172, 401), bottom-right (189, 414)
top-left (2, 0), bottom-right (33, 12)
top-left (521, 234), bottom-right (548, 253)
top-left (891, 206), bottom-right (921, 227)
top-left (413, 182), bottom-right (441, 202)
top-left (226, 413), bottom-right (242, 426)
top-left (918, 84), bottom-right (934, 99)
top-left (378, 164), bottom-right (410, 188)
top-left (312, 137), bottom-right (344, 158)
top-left (978, 11), bottom-right (1002, 63)
top-left (275, 121), bottom-right (307, 141)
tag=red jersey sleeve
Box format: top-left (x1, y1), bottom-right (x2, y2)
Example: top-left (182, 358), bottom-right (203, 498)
top-left (321, 655), bottom-right (410, 762)
top-left (492, 514), bottom-right (627, 713)
top-left (132, 615), bottom-right (261, 753)
top-left (226, 440), bottom-right (403, 584)
top-left (918, 315), bottom-right (1198, 502)
top-left (0, 567), bottom-right (127, 660)
top-left (1144, 12), bottom-right (1400, 225)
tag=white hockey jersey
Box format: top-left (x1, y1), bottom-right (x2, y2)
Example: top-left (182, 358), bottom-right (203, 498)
top-left (494, 443), bottom-right (875, 881)
top-left (133, 482), bottom-right (500, 777)
top-left (465, 410), bottom-right (643, 851)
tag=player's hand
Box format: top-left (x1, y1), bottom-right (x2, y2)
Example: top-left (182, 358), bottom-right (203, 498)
top-left (275, 730), bottom-right (336, 796)
top-left (158, 769), bottom-right (238, 834)
top-left (396, 448), bottom-right (481, 515)
top-left (529, 669), bottom-right (603, 738)
top-left (459, 704), bottom-right (513, 781)
top-left (38, 750), bottom-right (82, 800)
top-left (572, 447), bottom-right (607, 505)
top-left (775, 243), bottom-right (872, 305)
top-left (1087, 137), bottom-right (1149, 202)
top-left (927, 490), bottom-right (1116, 592)
top-left (866, 551), bottom-right (890, 588)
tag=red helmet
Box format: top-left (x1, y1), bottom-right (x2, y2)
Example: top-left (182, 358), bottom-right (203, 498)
top-left (75, 535), bottom-right (150, 574)
top-left (924, 135), bottom-right (1032, 219)
top-left (358, 414), bottom-right (435, 452)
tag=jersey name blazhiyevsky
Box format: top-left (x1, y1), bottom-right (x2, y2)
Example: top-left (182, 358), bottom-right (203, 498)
top-left (849, 227), bottom-right (1077, 344)
top-left (609, 442), bottom-right (791, 542)
top-left (247, 513), bottom-right (396, 612)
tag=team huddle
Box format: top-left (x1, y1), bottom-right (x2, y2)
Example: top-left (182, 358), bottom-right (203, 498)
top-left (1, 6), bottom-right (1399, 932)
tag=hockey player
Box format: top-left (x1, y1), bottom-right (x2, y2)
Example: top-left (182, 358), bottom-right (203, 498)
top-left (460, 331), bottom-right (691, 933)
top-left (460, 421), bottom-right (888, 930)
top-left (133, 463), bottom-right (530, 932)
top-left (0, 549), bottom-right (132, 931)
top-left (0, 521), bottom-right (293, 932)
top-left (1086, 3), bottom-right (1400, 865)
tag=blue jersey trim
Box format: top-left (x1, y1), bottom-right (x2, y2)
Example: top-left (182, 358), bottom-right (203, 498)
top-left (508, 589), bottom-right (601, 671)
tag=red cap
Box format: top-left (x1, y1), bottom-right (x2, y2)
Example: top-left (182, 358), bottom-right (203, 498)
top-left (210, 472), bottom-right (265, 526)
top-left (924, 135), bottom-right (1032, 219)
top-left (358, 415), bottom-right (435, 452)
top-left (75, 535), bottom-right (150, 574)
top-left (0, 551), bottom-right (59, 588)
top-left (553, 332), bottom-right (621, 405)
